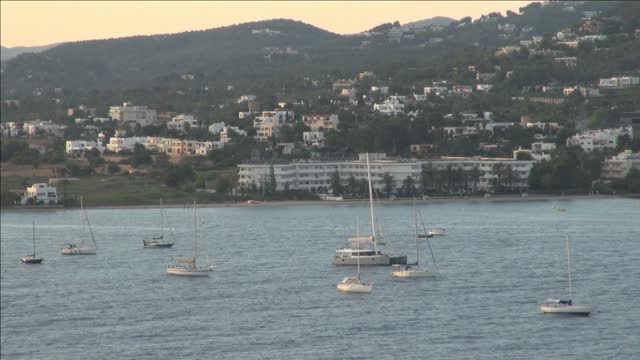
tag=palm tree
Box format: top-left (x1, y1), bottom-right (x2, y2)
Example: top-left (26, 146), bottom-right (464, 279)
top-left (445, 164), bottom-right (454, 193)
top-left (382, 172), bottom-right (394, 198)
top-left (420, 162), bottom-right (435, 195)
top-left (492, 162), bottom-right (505, 191)
top-left (402, 176), bottom-right (417, 197)
top-left (504, 165), bottom-right (515, 192)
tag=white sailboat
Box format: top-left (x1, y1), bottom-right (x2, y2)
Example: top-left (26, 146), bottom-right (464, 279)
top-left (392, 200), bottom-right (437, 278)
top-left (427, 228), bottom-right (447, 237)
top-left (540, 236), bottom-right (592, 315)
top-left (333, 153), bottom-right (407, 266)
top-left (143, 198), bottom-right (175, 248)
top-left (21, 221), bottom-right (44, 264)
top-left (166, 200), bottom-right (213, 276)
top-left (337, 242), bottom-right (373, 293)
top-left (62, 196), bottom-right (97, 255)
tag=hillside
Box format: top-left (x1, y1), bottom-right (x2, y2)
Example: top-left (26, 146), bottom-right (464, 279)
top-left (0, 43), bottom-right (61, 61)
top-left (0, 1), bottom-right (635, 93)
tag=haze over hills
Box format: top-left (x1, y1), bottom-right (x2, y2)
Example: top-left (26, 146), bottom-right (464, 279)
top-left (0, 43), bottom-right (61, 61)
top-left (0, 3), bottom-right (634, 92)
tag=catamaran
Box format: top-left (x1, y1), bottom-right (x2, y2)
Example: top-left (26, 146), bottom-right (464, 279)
top-left (143, 198), bottom-right (175, 248)
top-left (166, 200), bottom-right (213, 276)
top-left (62, 196), bottom-right (97, 255)
top-left (337, 242), bottom-right (373, 293)
top-left (392, 201), bottom-right (437, 278)
top-left (540, 236), bottom-right (592, 316)
top-left (21, 221), bottom-right (44, 264)
top-left (333, 153), bottom-right (407, 266)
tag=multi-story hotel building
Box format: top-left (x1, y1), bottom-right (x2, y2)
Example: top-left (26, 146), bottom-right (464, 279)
top-left (237, 153), bottom-right (535, 193)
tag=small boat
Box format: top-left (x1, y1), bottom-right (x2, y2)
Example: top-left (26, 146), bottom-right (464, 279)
top-left (392, 200), bottom-right (437, 278)
top-left (427, 228), bottom-right (447, 237)
top-left (143, 198), bottom-right (174, 248)
top-left (333, 153), bottom-right (407, 266)
top-left (337, 242), bottom-right (372, 293)
top-left (21, 221), bottom-right (43, 264)
top-left (540, 236), bottom-right (592, 316)
top-left (62, 196), bottom-right (97, 255)
top-left (166, 200), bottom-right (213, 276)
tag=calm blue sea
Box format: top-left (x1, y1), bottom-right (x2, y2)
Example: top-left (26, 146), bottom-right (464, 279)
top-left (1, 198), bottom-right (639, 359)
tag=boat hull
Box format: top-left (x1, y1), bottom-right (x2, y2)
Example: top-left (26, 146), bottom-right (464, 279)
top-left (540, 304), bottom-right (592, 315)
top-left (143, 241), bottom-right (174, 248)
top-left (337, 282), bottom-right (373, 293)
top-left (332, 255), bottom-right (407, 266)
top-left (62, 248), bottom-right (96, 255)
top-left (391, 267), bottom-right (436, 278)
top-left (166, 266), bottom-right (212, 276)
top-left (21, 257), bottom-right (43, 264)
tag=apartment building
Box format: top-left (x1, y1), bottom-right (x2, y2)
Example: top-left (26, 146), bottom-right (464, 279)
top-left (301, 114), bottom-right (339, 131)
top-left (21, 183), bottom-right (59, 205)
top-left (65, 140), bottom-right (104, 157)
top-left (167, 114), bottom-right (199, 133)
top-left (601, 150), bottom-right (640, 180)
top-left (237, 154), bottom-right (534, 193)
top-left (109, 103), bottom-right (158, 126)
top-left (566, 127), bottom-right (633, 152)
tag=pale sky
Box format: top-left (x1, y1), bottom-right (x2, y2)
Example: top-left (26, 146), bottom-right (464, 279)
top-left (1, 1), bottom-right (531, 47)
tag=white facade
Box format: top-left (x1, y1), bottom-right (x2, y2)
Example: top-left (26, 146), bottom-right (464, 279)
top-left (220, 126), bottom-right (247, 143)
top-left (601, 150), bottom-right (640, 180)
top-left (23, 120), bottom-right (66, 137)
top-left (424, 86), bottom-right (448, 95)
top-left (567, 127), bottom-right (633, 152)
top-left (303, 131), bottom-right (325, 147)
top-left (301, 114), bottom-right (339, 132)
top-left (476, 84), bottom-right (494, 92)
top-left (209, 122), bottom-right (226, 135)
top-left (373, 97), bottom-right (405, 116)
top-left (371, 86), bottom-right (389, 94)
top-left (109, 103), bottom-right (158, 126)
top-left (107, 137), bottom-right (146, 153)
top-left (21, 183), bottom-right (59, 205)
top-left (237, 155), bottom-right (534, 192)
top-left (65, 140), bottom-right (104, 157)
top-left (237, 95), bottom-right (257, 103)
top-left (253, 110), bottom-right (294, 140)
top-left (444, 127), bottom-right (479, 137)
top-left (167, 114), bottom-right (199, 133)
top-left (598, 77), bottom-right (640, 89)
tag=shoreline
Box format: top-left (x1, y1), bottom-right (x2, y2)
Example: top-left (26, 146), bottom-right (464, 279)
top-left (3, 194), bottom-right (635, 211)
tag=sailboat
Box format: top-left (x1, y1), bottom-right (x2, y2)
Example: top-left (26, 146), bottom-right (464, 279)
top-left (333, 153), bottom-right (407, 266)
top-left (143, 198), bottom-right (175, 248)
top-left (166, 200), bottom-right (213, 276)
top-left (337, 242), bottom-right (373, 293)
top-left (62, 196), bottom-right (97, 255)
top-left (21, 221), bottom-right (44, 264)
top-left (540, 236), bottom-right (592, 315)
top-left (392, 200), bottom-right (437, 278)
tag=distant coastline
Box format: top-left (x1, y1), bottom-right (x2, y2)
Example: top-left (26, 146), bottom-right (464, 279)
top-left (4, 194), bottom-right (634, 211)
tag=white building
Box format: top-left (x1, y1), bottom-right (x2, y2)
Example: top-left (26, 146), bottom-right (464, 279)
top-left (209, 122), bottom-right (226, 135)
top-left (476, 84), bottom-right (494, 92)
top-left (301, 114), bottom-right (339, 132)
top-left (513, 142), bottom-right (557, 162)
top-left (21, 183), bottom-right (59, 205)
top-left (109, 103), bottom-right (158, 126)
top-left (303, 131), bottom-right (325, 147)
top-left (371, 86), bottom-right (389, 94)
top-left (65, 140), bottom-right (104, 157)
top-left (107, 137), bottom-right (146, 153)
top-left (444, 126), bottom-right (479, 137)
top-left (220, 126), bottom-right (247, 144)
top-left (413, 94), bottom-right (428, 101)
top-left (373, 96), bottom-right (405, 116)
top-left (566, 127), bottom-right (633, 152)
top-left (167, 114), bottom-right (199, 133)
top-left (253, 110), bottom-right (294, 140)
top-left (601, 150), bottom-right (640, 180)
top-left (23, 120), bottom-right (66, 137)
top-left (424, 86), bottom-right (448, 96)
top-left (237, 95), bottom-right (257, 103)
top-left (237, 154), bottom-right (534, 192)
top-left (599, 76), bottom-right (640, 89)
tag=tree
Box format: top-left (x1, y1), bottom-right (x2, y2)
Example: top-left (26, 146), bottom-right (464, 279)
top-left (107, 164), bottom-right (121, 174)
top-left (267, 165), bottom-right (277, 194)
top-left (382, 172), bottom-right (394, 198)
top-left (401, 176), bottom-right (417, 197)
top-left (164, 162), bottom-right (195, 188)
top-left (504, 165), bottom-right (514, 191)
top-left (492, 162), bottom-right (505, 191)
top-left (470, 165), bottom-right (481, 191)
top-left (330, 169), bottom-right (342, 195)
top-left (346, 176), bottom-right (358, 197)
top-left (131, 143), bottom-right (152, 168)
top-left (420, 162), bottom-right (435, 194)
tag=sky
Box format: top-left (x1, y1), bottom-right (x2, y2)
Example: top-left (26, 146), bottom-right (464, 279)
top-left (1, 1), bottom-right (532, 47)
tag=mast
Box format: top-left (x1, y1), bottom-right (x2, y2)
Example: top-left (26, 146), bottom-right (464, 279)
top-left (566, 235), bottom-right (572, 300)
top-left (356, 216), bottom-right (359, 237)
top-left (414, 198), bottom-right (419, 265)
top-left (80, 196), bottom-right (85, 247)
top-left (32, 221), bottom-right (36, 256)
top-left (84, 200), bottom-right (97, 249)
top-left (365, 153), bottom-right (378, 253)
top-left (356, 241), bottom-right (361, 279)
top-left (193, 200), bottom-right (197, 264)
top-left (160, 198), bottom-right (164, 238)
